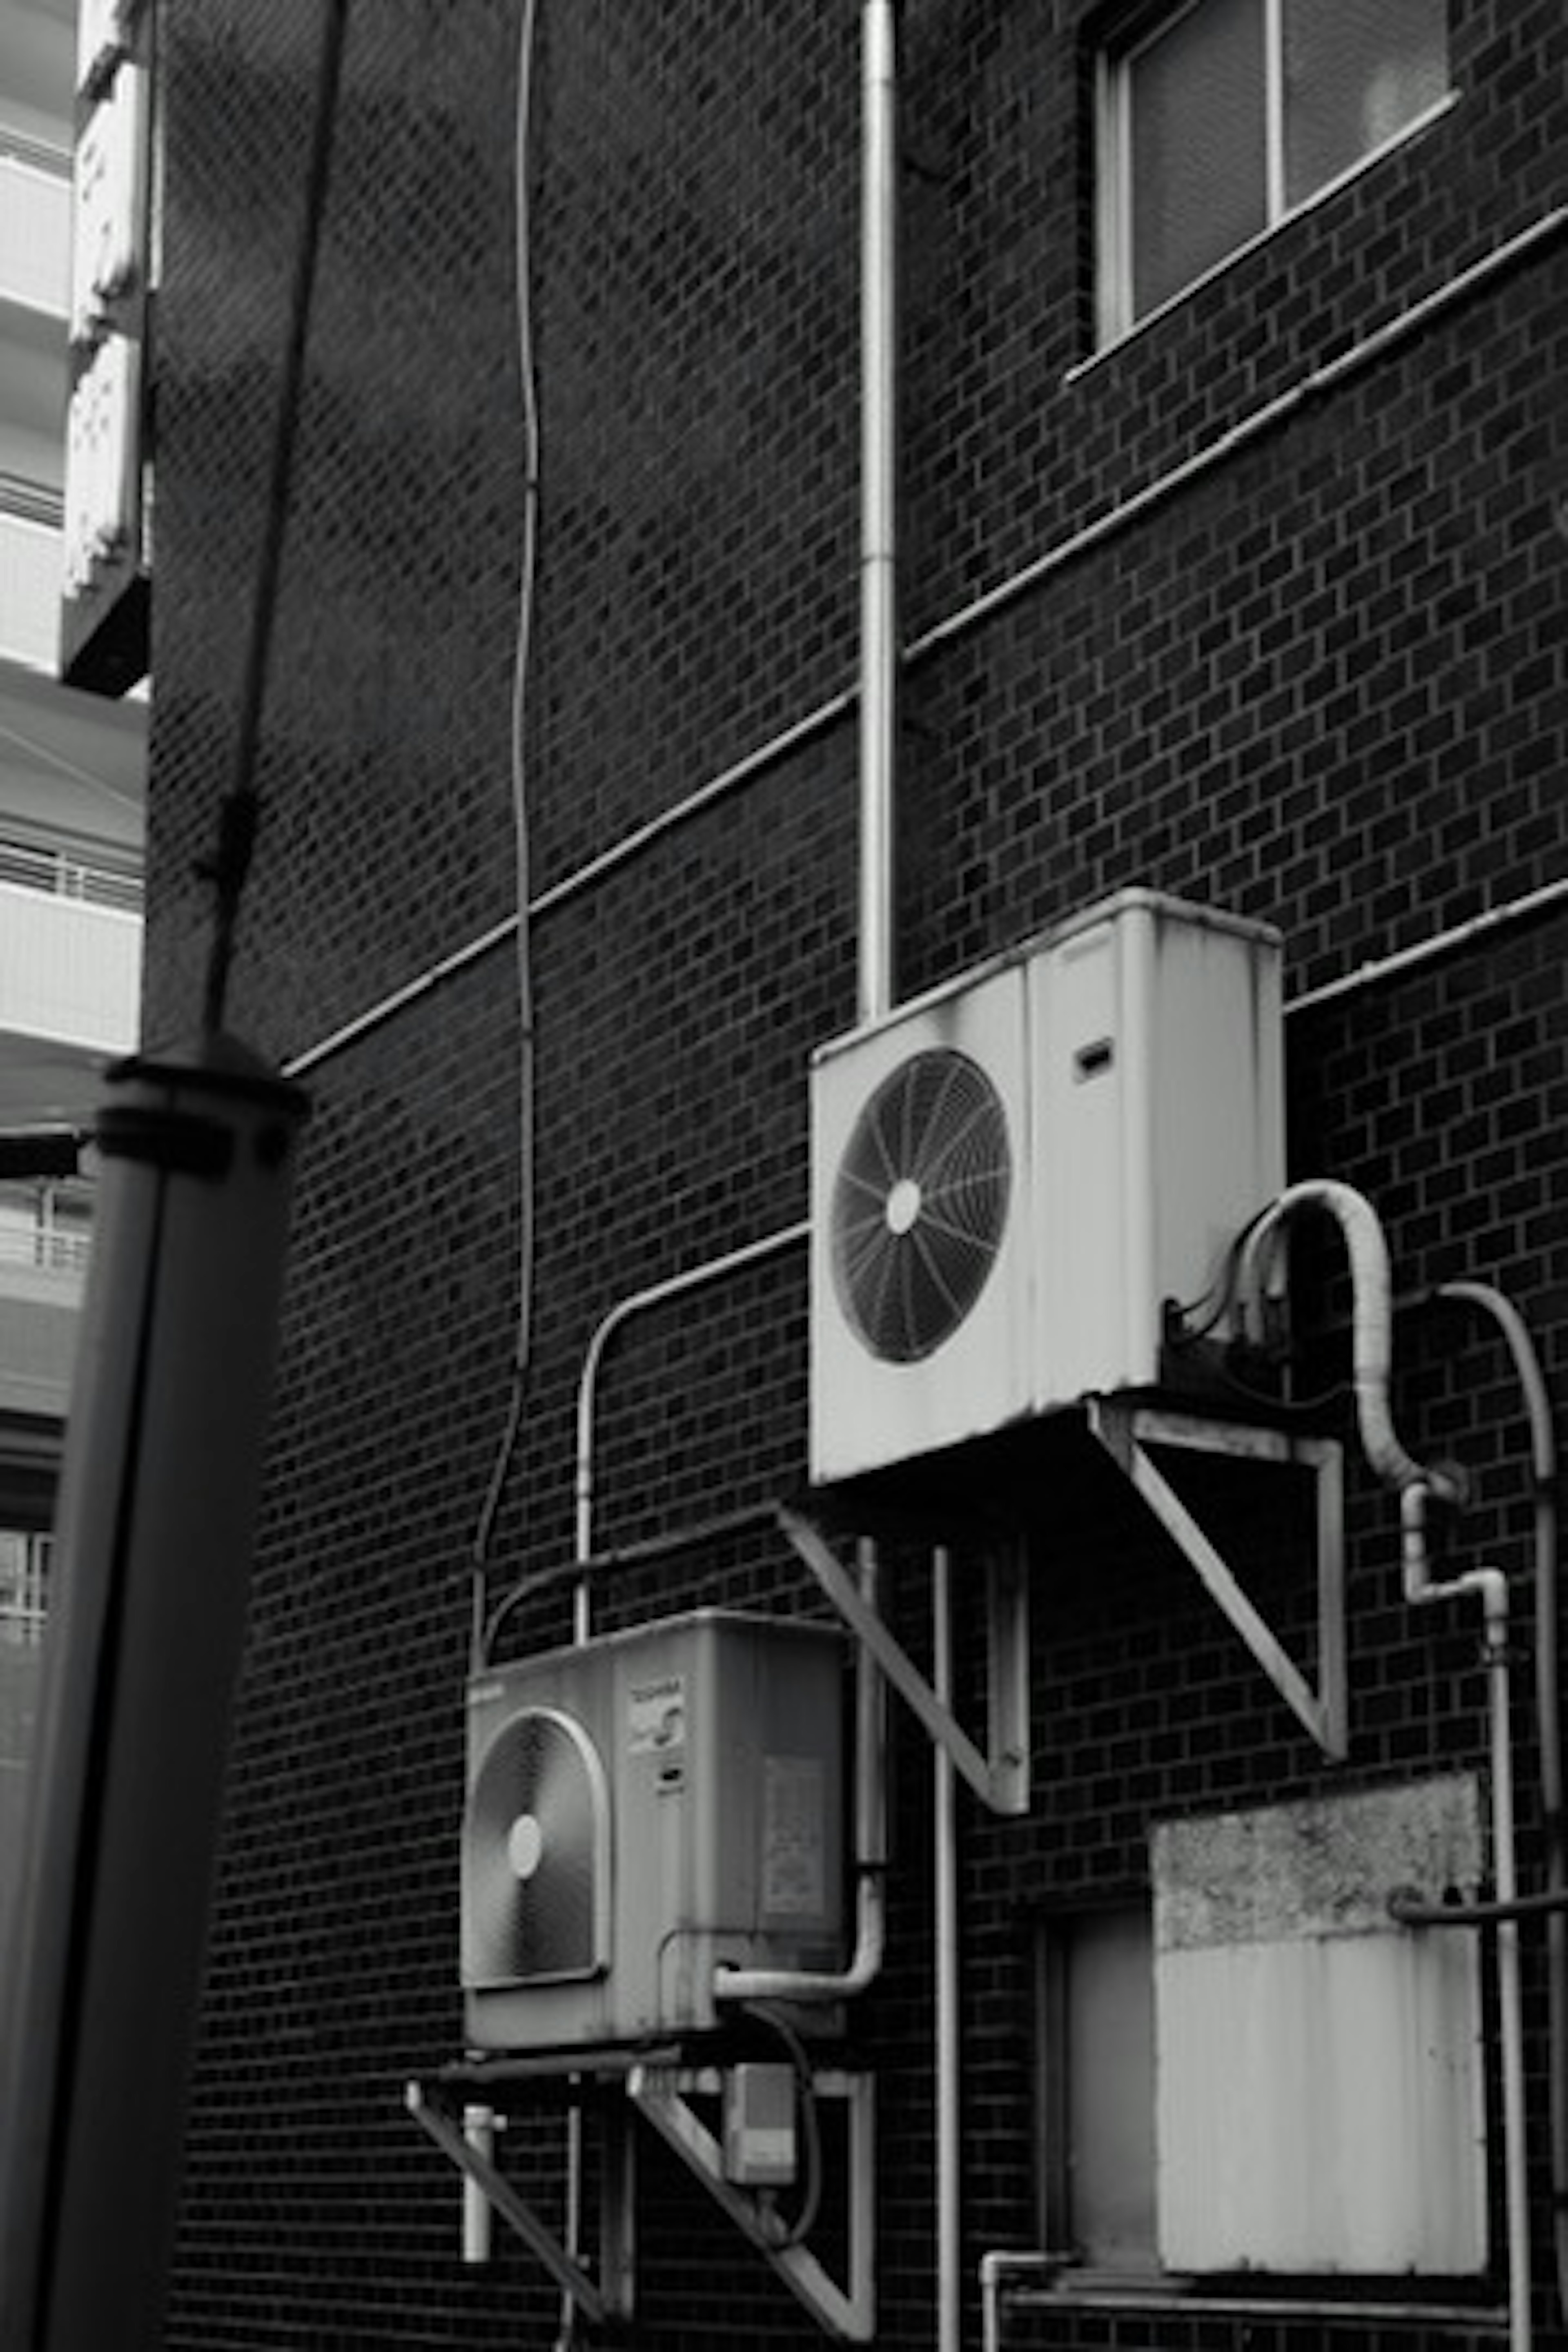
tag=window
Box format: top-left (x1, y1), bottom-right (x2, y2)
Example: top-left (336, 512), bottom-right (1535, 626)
top-left (1036, 1906), bottom-right (1157, 2275)
top-left (1033, 1788), bottom-right (1491, 2300)
top-left (1098, 0), bottom-right (1450, 341)
top-left (0, 1532), bottom-right (52, 1647)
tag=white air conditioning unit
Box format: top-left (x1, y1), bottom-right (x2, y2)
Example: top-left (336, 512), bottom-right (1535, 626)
top-left (810, 888), bottom-right (1284, 1490)
top-left (462, 1611), bottom-right (846, 2054)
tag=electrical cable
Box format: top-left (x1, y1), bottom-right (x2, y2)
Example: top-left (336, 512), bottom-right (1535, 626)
top-left (742, 2002), bottom-right (825, 2251)
top-left (468, 0), bottom-right (543, 1666)
top-left (197, 0), bottom-right (350, 1040)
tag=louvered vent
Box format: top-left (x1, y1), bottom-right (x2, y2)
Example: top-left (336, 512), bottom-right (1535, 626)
top-left (830, 1046), bottom-right (1013, 1364)
top-left (461, 1707), bottom-right (608, 1989)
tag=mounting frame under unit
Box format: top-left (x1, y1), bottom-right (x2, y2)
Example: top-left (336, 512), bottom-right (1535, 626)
top-left (1087, 1401), bottom-right (1348, 1759)
top-left (408, 2050), bottom-right (875, 2343)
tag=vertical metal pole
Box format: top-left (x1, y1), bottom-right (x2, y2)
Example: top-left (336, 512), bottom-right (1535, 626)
top-left (0, 1040), bottom-right (307, 2352)
top-left (858, 0), bottom-right (899, 1027)
top-left (934, 1548), bottom-right (960, 2352)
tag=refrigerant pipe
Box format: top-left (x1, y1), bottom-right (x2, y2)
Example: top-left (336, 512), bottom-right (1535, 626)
top-left (1239, 1179), bottom-right (1465, 1521)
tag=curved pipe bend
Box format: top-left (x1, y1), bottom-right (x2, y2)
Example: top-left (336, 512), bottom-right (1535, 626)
top-left (1241, 1178), bottom-right (1463, 1507)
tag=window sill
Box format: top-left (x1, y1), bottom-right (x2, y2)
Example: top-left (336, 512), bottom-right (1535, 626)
top-left (1011, 2278), bottom-right (1510, 2332)
top-left (1070, 87), bottom-right (1461, 388)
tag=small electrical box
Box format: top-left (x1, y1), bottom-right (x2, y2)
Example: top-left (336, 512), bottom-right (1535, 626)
top-left (723, 2062), bottom-right (797, 2187)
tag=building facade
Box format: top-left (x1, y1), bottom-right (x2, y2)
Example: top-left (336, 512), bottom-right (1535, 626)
top-left (142, 2), bottom-right (1568, 2347)
top-left (0, 0), bottom-right (144, 1939)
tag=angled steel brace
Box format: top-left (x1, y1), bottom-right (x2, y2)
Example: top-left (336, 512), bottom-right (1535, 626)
top-left (406, 2080), bottom-right (617, 2325)
top-left (627, 2062), bottom-right (875, 2344)
top-left (1087, 1401), bottom-right (1347, 1759)
top-left (777, 1504), bottom-right (1029, 1815)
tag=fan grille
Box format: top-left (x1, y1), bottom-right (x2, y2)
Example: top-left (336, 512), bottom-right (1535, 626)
top-left (831, 1046), bottom-right (1012, 1364)
top-left (462, 1707), bottom-right (607, 1989)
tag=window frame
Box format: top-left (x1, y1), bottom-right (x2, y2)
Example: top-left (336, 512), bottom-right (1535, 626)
top-left (1033, 1902), bottom-right (1160, 2278)
top-left (1094, 0), bottom-right (1456, 352)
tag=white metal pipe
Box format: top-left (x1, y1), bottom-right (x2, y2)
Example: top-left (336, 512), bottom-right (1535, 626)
top-left (1401, 1516), bottom-right (1531, 2352)
top-left (463, 2107), bottom-right (497, 2265)
top-left (979, 2251), bottom-right (1058, 2352)
top-left (1241, 1179), bottom-right (1463, 1511)
top-left (934, 1547), bottom-right (961, 2352)
top-left (1489, 1596), bottom-right (1533, 2352)
top-left (1436, 1281), bottom-right (1568, 2322)
top-left (573, 1220), bottom-right (809, 1568)
top-left (858, 0), bottom-right (899, 1027)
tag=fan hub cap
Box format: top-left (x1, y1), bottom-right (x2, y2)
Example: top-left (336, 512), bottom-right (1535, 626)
top-left (507, 1812), bottom-right (544, 1882)
top-left (885, 1176), bottom-right (923, 1236)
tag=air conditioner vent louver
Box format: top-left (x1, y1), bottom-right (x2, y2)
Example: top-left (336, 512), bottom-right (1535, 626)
top-left (462, 1707), bottom-right (608, 1990)
top-left (831, 1046), bottom-right (1012, 1364)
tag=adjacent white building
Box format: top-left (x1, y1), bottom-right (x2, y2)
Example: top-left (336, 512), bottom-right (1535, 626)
top-left (0, 0), bottom-right (145, 1900)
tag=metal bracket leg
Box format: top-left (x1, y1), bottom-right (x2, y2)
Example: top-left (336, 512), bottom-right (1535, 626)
top-left (406, 2081), bottom-right (609, 2327)
top-left (1087, 1401), bottom-right (1347, 1759)
top-left (777, 1504), bottom-right (1029, 1814)
top-left (627, 2063), bottom-right (875, 2344)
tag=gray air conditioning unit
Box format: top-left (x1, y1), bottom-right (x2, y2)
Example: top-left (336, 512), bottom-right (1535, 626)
top-left (462, 1611), bottom-right (846, 2054)
top-left (810, 888), bottom-right (1284, 1490)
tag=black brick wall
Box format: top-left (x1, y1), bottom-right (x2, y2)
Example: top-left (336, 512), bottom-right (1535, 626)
top-left (142, 1), bottom-right (1568, 2345)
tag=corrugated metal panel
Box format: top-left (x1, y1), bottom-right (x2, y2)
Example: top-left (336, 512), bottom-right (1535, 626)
top-left (1153, 1778), bottom-right (1487, 2275)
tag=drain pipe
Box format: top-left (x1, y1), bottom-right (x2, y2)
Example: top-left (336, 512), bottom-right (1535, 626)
top-left (713, 0), bottom-right (902, 2015)
top-left (1400, 1494), bottom-right (1531, 2352)
top-left (858, 0), bottom-right (899, 1028)
top-left (934, 1547), bottom-right (961, 2352)
top-left (1433, 1282), bottom-right (1567, 2323)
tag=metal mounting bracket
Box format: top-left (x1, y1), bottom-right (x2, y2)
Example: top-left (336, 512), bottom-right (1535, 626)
top-left (1086, 1401), bottom-right (1347, 1760)
top-left (405, 2078), bottom-right (635, 2328)
top-left (777, 1503), bottom-right (1029, 1815)
top-left (627, 2061), bottom-right (875, 2345)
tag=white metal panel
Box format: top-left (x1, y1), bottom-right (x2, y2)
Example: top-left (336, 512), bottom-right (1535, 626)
top-left (0, 152), bottom-right (70, 318)
top-left (0, 512), bottom-right (63, 671)
top-left (1033, 889), bottom-right (1283, 1408)
top-left (1153, 1778), bottom-right (1487, 2276)
top-left (0, 881), bottom-right (141, 1053)
top-left (1157, 1929), bottom-right (1486, 2273)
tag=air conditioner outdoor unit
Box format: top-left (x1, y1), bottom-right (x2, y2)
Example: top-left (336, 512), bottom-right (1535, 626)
top-left (462, 1610), bottom-right (846, 2054)
top-left (810, 888), bottom-right (1284, 1490)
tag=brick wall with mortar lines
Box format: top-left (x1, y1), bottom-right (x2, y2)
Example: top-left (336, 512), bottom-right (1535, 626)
top-left (139, 0), bottom-right (1568, 2345)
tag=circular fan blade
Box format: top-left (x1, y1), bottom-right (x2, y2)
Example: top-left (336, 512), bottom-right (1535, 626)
top-left (831, 1047), bottom-right (1011, 1363)
top-left (462, 1706), bottom-right (608, 1988)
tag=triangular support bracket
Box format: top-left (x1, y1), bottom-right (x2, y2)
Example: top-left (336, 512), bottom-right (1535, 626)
top-left (626, 2060), bottom-right (875, 2344)
top-left (776, 1503), bottom-right (1029, 1815)
top-left (1086, 1400), bottom-right (1347, 1760)
top-left (405, 2077), bottom-right (632, 2327)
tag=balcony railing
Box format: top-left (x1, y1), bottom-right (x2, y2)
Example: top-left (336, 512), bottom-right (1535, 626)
top-left (0, 878), bottom-right (140, 1055)
top-left (0, 140), bottom-right (71, 321)
top-left (0, 837), bottom-right (141, 917)
top-left (0, 1180), bottom-right (93, 1279)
